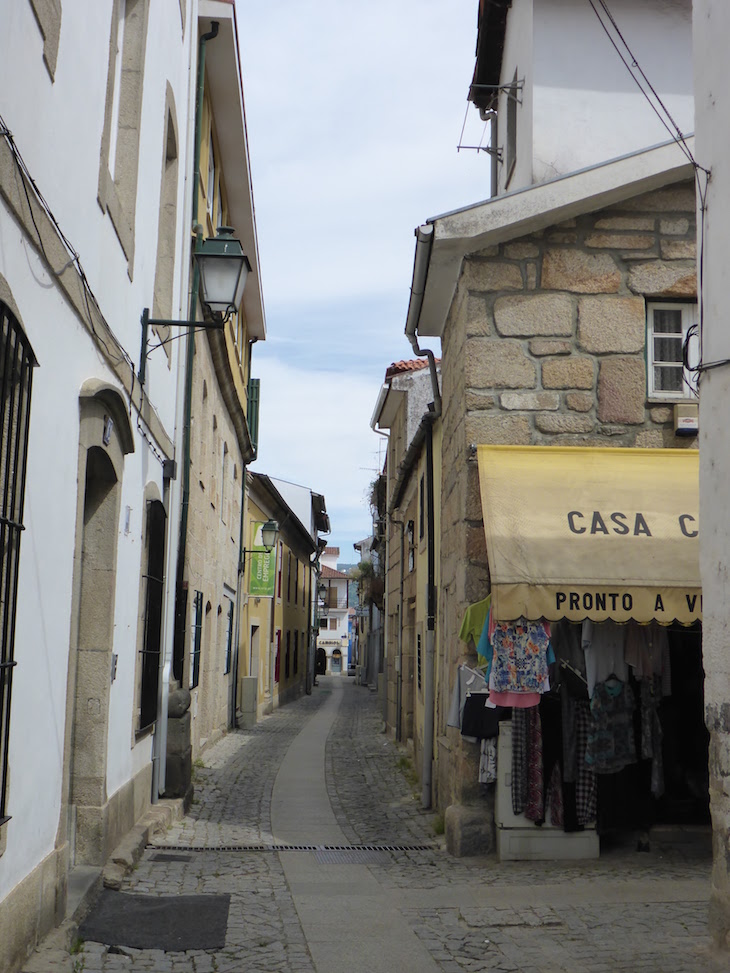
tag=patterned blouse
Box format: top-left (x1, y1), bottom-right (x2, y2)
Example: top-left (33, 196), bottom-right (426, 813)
top-left (490, 618), bottom-right (551, 694)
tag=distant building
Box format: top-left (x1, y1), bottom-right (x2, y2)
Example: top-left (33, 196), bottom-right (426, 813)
top-left (317, 549), bottom-right (351, 674)
top-left (239, 474), bottom-right (327, 720)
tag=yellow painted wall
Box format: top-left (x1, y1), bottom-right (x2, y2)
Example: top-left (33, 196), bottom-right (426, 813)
top-left (199, 92), bottom-right (251, 423)
top-left (240, 497), bottom-right (311, 719)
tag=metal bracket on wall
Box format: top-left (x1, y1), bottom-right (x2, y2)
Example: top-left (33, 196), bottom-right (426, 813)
top-left (470, 79), bottom-right (525, 106)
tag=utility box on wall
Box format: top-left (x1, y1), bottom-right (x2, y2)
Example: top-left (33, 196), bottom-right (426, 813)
top-left (674, 403), bottom-right (699, 437)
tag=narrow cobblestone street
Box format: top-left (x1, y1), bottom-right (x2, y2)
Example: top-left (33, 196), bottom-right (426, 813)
top-left (23, 676), bottom-right (724, 973)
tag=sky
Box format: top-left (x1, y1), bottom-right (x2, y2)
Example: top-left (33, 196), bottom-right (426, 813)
top-left (235, 0), bottom-right (492, 560)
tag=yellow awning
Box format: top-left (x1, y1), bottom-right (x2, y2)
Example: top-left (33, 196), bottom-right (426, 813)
top-left (477, 445), bottom-right (700, 624)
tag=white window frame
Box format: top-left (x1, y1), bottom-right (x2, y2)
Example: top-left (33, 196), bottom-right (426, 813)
top-left (646, 301), bottom-right (698, 401)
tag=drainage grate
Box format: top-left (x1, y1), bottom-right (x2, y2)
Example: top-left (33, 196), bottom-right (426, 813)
top-left (147, 843), bottom-right (436, 854)
top-left (314, 848), bottom-right (391, 865)
top-left (149, 852), bottom-right (193, 863)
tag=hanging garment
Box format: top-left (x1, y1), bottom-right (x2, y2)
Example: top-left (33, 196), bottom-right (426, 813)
top-left (479, 737), bottom-right (497, 783)
top-left (586, 676), bottom-right (637, 774)
top-left (461, 692), bottom-right (506, 739)
top-left (539, 692), bottom-right (566, 829)
top-left (490, 618), bottom-right (551, 695)
top-left (573, 700), bottom-right (597, 826)
top-left (582, 620), bottom-right (628, 697)
top-left (641, 673), bottom-right (665, 798)
top-left (511, 706), bottom-right (543, 820)
top-left (488, 662), bottom-right (542, 708)
top-left (511, 708), bottom-right (528, 815)
top-left (476, 609), bottom-right (493, 668)
top-left (626, 622), bottom-right (672, 697)
top-left (484, 616), bottom-right (555, 706)
top-left (446, 665), bottom-right (486, 730)
top-left (458, 595), bottom-right (491, 646)
top-left (552, 620), bottom-right (589, 700)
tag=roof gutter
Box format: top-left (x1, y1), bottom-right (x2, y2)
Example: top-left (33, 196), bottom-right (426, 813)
top-left (403, 224), bottom-right (440, 810)
top-left (404, 224), bottom-right (441, 419)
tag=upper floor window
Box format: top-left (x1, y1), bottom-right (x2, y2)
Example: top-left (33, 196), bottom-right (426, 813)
top-left (189, 590), bottom-right (203, 689)
top-left (98, 0), bottom-right (150, 271)
top-left (224, 597), bottom-right (233, 675)
top-left (419, 474), bottom-right (425, 540)
top-left (647, 302), bottom-right (698, 399)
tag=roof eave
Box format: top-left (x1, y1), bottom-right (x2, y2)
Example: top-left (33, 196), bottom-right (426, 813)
top-left (468, 0), bottom-right (513, 112)
top-left (415, 138), bottom-right (696, 339)
top-left (199, 2), bottom-right (266, 340)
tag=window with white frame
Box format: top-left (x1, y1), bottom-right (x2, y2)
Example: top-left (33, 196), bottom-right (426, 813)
top-left (647, 302), bottom-right (698, 399)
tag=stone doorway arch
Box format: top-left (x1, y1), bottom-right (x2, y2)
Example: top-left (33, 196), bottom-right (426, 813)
top-left (60, 383), bottom-right (133, 866)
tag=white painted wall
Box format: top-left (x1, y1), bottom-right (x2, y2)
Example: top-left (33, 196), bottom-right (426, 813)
top-left (694, 0), bottom-right (730, 938)
top-left (270, 478), bottom-right (319, 540)
top-left (0, 0), bottom-right (195, 902)
top-left (391, 366), bottom-right (441, 446)
top-left (497, 0), bottom-right (693, 192)
top-left (0, 1), bottom-right (192, 426)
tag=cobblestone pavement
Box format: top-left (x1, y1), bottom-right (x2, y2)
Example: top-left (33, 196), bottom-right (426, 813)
top-left (21, 677), bottom-right (726, 973)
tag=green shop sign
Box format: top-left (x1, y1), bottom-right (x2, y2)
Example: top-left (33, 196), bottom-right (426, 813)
top-left (248, 521), bottom-right (276, 597)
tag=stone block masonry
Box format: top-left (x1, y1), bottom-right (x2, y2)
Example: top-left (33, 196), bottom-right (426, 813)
top-left (450, 180), bottom-right (699, 457)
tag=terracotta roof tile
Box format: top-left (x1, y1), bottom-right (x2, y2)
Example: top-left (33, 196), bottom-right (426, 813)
top-left (321, 565), bottom-right (350, 580)
top-left (385, 358), bottom-right (441, 378)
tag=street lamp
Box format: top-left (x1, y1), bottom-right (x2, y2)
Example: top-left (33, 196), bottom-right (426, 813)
top-left (196, 227), bottom-right (251, 324)
top-left (317, 581), bottom-right (328, 618)
top-left (259, 519), bottom-right (279, 552)
top-left (239, 518), bottom-right (279, 576)
top-left (139, 226), bottom-right (252, 385)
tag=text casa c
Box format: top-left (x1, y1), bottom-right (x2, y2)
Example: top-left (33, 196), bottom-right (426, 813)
top-left (567, 510), bottom-right (698, 538)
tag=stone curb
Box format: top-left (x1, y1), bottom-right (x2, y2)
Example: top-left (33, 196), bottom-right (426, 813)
top-left (102, 799), bottom-right (185, 890)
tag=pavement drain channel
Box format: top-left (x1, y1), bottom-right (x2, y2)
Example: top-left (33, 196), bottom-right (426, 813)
top-left (147, 844), bottom-right (440, 862)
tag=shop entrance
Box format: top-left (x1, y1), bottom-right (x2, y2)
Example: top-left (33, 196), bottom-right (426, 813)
top-left (652, 623), bottom-right (707, 826)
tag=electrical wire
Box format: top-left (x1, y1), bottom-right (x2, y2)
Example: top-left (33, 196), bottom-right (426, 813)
top-left (0, 115), bottom-right (173, 453)
top-left (587, 1), bottom-right (700, 171)
top-left (587, 1), bottom-right (717, 385)
top-left (0, 113), bottom-right (131, 371)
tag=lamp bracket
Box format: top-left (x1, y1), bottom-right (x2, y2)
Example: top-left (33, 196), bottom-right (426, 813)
top-left (139, 307), bottom-right (224, 385)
